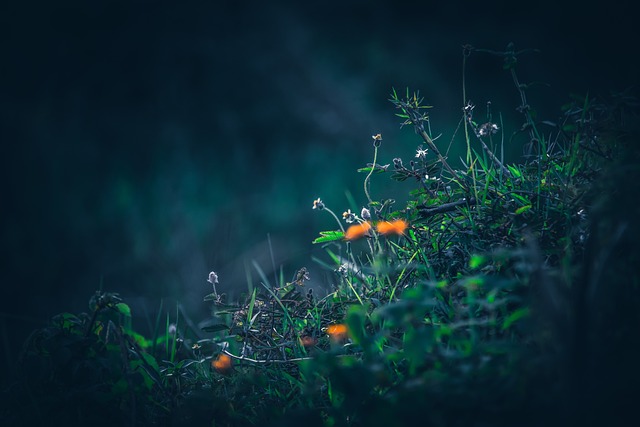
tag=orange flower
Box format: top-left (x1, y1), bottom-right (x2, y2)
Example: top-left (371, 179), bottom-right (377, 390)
top-left (212, 353), bottom-right (232, 374)
top-left (344, 221), bottom-right (372, 240)
top-left (326, 324), bottom-right (348, 341)
top-left (376, 219), bottom-right (408, 236)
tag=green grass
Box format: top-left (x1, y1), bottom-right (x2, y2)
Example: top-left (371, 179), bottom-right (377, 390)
top-left (2, 43), bottom-right (639, 427)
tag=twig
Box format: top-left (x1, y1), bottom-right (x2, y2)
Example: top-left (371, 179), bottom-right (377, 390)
top-left (221, 349), bottom-right (359, 365)
top-left (418, 198), bottom-right (477, 218)
top-left (415, 125), bottom-right (466, 189)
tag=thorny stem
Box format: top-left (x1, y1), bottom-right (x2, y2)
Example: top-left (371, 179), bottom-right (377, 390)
top-left (511, 68), bottom-right (538, 144)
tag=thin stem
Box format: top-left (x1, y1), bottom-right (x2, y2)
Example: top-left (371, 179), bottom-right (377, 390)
top-left (418, 197), bottom-right (477, 218)
top-left (461, 48), bottom-right (478, 201)
top-left (462, 48), bottom-right (472, 164)
top-left (364, 144), bottom-right (378, 205)
top-left (324, 207), bottom-right (345, 233)
top-left (511, 67), bottom-right (544, 208)
top-left (221, 349), bottom-right (359, 364)
top-left (416, 126), bottom-right (467, 191)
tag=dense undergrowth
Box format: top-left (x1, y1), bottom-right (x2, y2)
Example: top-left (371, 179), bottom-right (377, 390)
top-left (2, 44), bottom-right (639, 427)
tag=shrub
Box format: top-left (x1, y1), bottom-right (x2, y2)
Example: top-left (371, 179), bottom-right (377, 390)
top-left (3, 43), bottom-right (638, 427)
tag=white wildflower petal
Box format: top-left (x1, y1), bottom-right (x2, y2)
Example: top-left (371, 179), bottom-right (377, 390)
top-left (361, 207), bottom-right (371, 221)
top-left (208, 271), bottom-right (219, 284)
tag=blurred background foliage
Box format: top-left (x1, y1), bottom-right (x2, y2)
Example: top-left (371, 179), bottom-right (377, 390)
top-left (1, 0), bottom-right (638, 382)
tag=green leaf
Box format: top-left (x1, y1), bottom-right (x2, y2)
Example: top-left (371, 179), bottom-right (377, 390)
top-left (390, 172), bottom-right (411, 181)
top-left (346, 305), bottom-right (367, 346)
top-left (203, 293), bottom-right (219, 301)
top-left (53, 312), bottom-right (82, 329)
top-left (502, 307), bottom-right (531, 330)
top-left (129, 360), bottom-right (154, 390)
top-left (515, 205), bottom-right (532, 215)
top-left (469, 254), bottom-right (486, 269)
top-left (115, 303), bottom-right (131, 317)
top-left (507, 165), bottom-right (522, 178)
top-left (325, 248), bottom-right (341, 265)
top-left (135, 352), bottom-right (163, 389)
top-left (357, 166), bottom-right (387, 174)
top-left (128, 330), bottom-right (152, 348)
top-left (246, 287), bottom-right (257, 324)
top-left (312, 230), bottom-right (345, 244)
top-left (511, 193), bottom-right (530, 205)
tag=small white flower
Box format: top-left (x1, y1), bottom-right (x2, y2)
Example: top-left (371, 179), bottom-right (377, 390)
top-left (337, 264), bottom-right (349, 277)
top-left (478, 122), bottom-right (499, 137)
top-left (312, 198), bottom-right (325, 210)
top-left (415, 148), bottom-right (428, 159)
top-left (464, 101), bottom-right (475, 114)
top-left (168, 323), bottom-right (177, 336)
top-left (208, 271), bottom-right (219, 284)
top-left (342, 209), bottom-right (356, 224)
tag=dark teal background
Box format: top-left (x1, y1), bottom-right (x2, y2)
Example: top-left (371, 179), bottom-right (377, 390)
top-left (1, 0), bottom-right (638, 376)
